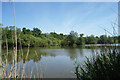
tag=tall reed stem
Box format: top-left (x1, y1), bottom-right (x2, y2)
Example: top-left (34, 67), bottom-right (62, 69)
top-left (13, 1), bottom-right (17, 78)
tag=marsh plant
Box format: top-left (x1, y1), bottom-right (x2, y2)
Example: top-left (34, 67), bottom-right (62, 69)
top-left (1, 44), bottom-right (46, 79)
top-left (74, 47), bottom-right (120, 80)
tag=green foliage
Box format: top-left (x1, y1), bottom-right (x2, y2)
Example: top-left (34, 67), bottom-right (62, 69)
top-left (76, 34), bottom-right (85, 45)
top-left (32, 27), bottom-right (42, 37)
top-left (107, 36), bottom-right (114, 44)
top-left (61, 31), bottom-right (78, 47)
top-left (70, 30), bottom-right (78, 37)
top-left (85, 35), bottom-right (97, 44)
top-left (2, 26), bottom-right (62, 48)
top-left (75, 48), bottom-right (120, 79)
top-left (118, 36), bottom-right (120, 43)
top-left (22, 27), bottom-right (31, 34)
top-left (2, 26), bottom-right (119, 48)
top-left (61, 35), bottom-right (75, 46)
top-left (98, 35), bottom-right (108, 44)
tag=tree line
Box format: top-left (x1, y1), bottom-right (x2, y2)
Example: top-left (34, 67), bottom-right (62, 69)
top-left (1, 26), bottom-right (120, 48)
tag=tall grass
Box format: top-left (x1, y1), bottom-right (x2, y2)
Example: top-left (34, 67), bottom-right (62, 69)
top-left (1, 42), bottom-right (47, 79)
top-left (74, 14), bottom-right (120, 79)
top-left (1, 1), bottom-right (46, 78)
top-left (74, 47), bottom-right (120, 79)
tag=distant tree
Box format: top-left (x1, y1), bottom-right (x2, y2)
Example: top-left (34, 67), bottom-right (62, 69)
top-left (85, 35), bottom-right (97, 44)
top-left (118, 36), bottom-right (120, 43)
top-left (61, 31), bottom-right (78, 47)
top-left (32, 27), bottom-right (42, 37)
top-left (80, 34), bottom-right (84, 38)
top-left (22, 27), bottom-right (31, 34)
top-left (76, 34), bottom-right (85, 45)
top-left (22, 27), bottom-right (26, 34)
top-left (107, 36), bottom-right (114, 44)
top-left (98, 35), bottom-right (107, 44)
top-left (70, 31), bottom-right (78, 37)
top-left (2, 26), bottom-right (119, 48)
top-left (60, 33), bottom-right (63, 36)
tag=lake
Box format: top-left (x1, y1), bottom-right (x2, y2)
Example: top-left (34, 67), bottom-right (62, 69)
top-left (1, 45), bottom-right (120, 78)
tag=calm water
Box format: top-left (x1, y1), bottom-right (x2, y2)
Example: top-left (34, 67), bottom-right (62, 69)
top-left (1, 45), bottom-right (119, 78)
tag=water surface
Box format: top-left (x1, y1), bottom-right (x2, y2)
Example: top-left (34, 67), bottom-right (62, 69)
top-left (2, 45), bottom-right (119, 78)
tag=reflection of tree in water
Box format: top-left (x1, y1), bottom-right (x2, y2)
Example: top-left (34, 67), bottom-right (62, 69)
top-left (2, 51), bottom-right (14, 64)
top-left (33, 55), bottom-right (42, 62)
top-left (79, 48), bottom-right (83, 56)
top-left (91, 49), bottom-right (95, 57)
top-left (2, 48), bottom-right (56, 64)
top-left (118, 47), bottom-right (120, 53)
top-left (64, 48), bottom-right (78, 60)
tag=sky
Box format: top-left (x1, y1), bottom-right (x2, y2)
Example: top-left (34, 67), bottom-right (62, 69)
top-left (2, 0), bottom-right (119, 2)
top-left (2, 2), bottom-right (118, 36)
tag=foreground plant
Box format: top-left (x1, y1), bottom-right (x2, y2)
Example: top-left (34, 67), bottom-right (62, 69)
top-left (75, 47), bottom-right (120, 80)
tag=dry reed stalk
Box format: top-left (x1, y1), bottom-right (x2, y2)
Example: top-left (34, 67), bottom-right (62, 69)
top-left (26, 42), bottom-right (30, 60)
top-left (35, 51), bottom-right (47, 79)
top-left (21, 64), bottom-right (25, 79)
top-left (5, 35), bottom-right (8, 67)
top-left (2, 66), bottom-right (6, 78)
top-left (21, 42), bottom-right (30, 79)
top-left (18, 29), bottom-right (23, 57)
top-left (30, 67), bottom-right (33, 79)
top-left (5, 36), bottom-right (8, 56)
top-left (16, 50), bottom-right (21, 78)
top-left (15, 30), bottom-right (22, 78)
top-left (2, 56), bottom-right (8, 78)
top-left (20, 40), bottom-right (23, 57)
top-left (26, 62), bottom-right (29, 78)
top-left (3, 0), bottom-right (18, 78)
top-left (35, 51), bottom-right (39, 78)
top-left (2, 36), bottom-right (9, 78)
top-left (8, 51), bottom-right (15, 78)
top-left (44, 59), bottom-right (47, 76)
top-left (12, 34), bottom-right (14, 49)
top-left (13, 47), bottom-right (16, 78)
top-left (9, 0), bottom-right (17, 78)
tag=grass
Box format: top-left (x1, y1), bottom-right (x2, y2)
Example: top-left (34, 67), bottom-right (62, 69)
top-left (1, 1), bottom-right (45, 78)
top-left (1, 41), bottom-right (47, 79)
top-left (74, 47), bottom-right (120, 80)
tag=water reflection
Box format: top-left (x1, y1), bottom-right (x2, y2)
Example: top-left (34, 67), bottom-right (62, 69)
top-left (2, 48), bottom-right (56, 64)
top-left (79, 48), bottom-right (83, 56)
top-left (1, 47), bottom-right (101, 65)
top-left (2, 46), bottom-right (119, 78)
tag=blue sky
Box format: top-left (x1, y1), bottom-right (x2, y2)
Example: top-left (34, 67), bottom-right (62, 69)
top-left (2, 2), bottom-right (118, 36)
top-left (2, 0), bottom-right (119, 2)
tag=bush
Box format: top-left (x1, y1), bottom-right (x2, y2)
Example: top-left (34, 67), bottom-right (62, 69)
top-left (75, 47), bottom-right (120, 80)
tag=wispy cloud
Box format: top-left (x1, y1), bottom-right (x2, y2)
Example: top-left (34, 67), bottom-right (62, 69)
top-left (2, 2), bottom-right (118, 36)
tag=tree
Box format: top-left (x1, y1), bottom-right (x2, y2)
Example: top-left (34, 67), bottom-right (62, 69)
top-left (32, 27), bottom-right (42, 37)
top-left (22, 27), bottom-right (31, 34)
top-left (22, 27), bottom-right (26, 34)
top-left (80, 34), bottom-right (84, 38)
top-left (70, 30), bottom-right (78, 37)
top-left (118, 36), bottom-right (120, 43)
top-left (98, 35), bottom-right (107, 44)
top-left (107, 36), bottom-right (114, 44)
top-left (85, 35), bottom-right (97, 44)
top-left (61, 31), bottom-right (78, 47)
top-left (76, 34), bottom-right (85, 45)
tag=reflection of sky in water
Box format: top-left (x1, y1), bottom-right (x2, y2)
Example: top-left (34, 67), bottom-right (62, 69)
top-left (39, 48), bottom-right (99, 59)
top-left (3, 48), bottom-right (101, 78)
top-left (85, 44), bottom-right (120, 47)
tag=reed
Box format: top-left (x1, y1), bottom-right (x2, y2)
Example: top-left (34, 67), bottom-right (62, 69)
top-left (1, 1), bottom-right (45, 79)
top-left (74, 47), bottom-right (120, 79)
